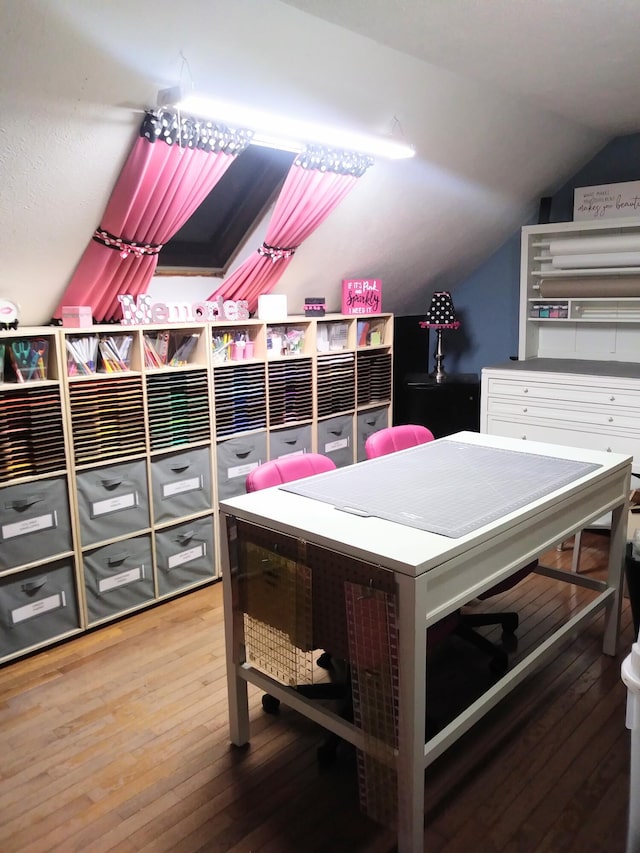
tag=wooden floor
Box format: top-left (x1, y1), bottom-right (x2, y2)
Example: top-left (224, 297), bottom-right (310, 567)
top-left (0, 532), bottom-right (636, 852)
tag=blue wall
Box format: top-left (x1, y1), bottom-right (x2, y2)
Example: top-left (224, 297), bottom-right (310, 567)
top-left (445, 227), bottom-right (527, 375)
top-left (444, 132), bottom-right (640, 376)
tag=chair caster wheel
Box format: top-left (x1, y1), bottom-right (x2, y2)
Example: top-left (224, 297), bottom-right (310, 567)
top-left (502, 613), bottom-right (519, 635)
top-left (317, 740), bottom-right (338, 768)
top-left (317, 652), bottom-right (332, 670)
top-left (262, 693), bottom-right (280, 714)
top-left (489, 650), bottom-right (509, 677)
top-left (502, 632), bottom-right (518, 653)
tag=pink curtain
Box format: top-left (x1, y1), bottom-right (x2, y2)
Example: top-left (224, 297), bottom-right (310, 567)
top-left (210, 146), bottom-right (373, 312)
top-left (53, 110), bottom-right (252, 322)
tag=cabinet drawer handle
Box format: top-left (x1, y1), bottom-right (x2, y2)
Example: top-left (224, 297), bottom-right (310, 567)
top-left (101, 477), bottom-right (124, 489)
top-left (608, 416), bottom-right (614, 422)
top-left (523, 388), bottom-right (529, 394)
top-left (521, 435), bottom-right (527, 440)
top-left (8, 495), bottom-right (44, 511)
top-left (610, 396), bottom-right (615, 401)
top-left (22, 578), bottom-right (47, 593)
top-left (176, 530), bottom-right (194, 544)
top-left (522, 407), bottom-right (528, 413)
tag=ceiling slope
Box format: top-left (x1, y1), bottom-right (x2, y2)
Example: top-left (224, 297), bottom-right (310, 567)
top-left (0, 0), bottom-right (623, 323)
top-left (281, 0), bottom-right (640, 134)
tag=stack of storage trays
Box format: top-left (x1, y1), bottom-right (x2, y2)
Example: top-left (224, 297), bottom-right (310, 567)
top-left (316, 351), bottom-right (355, 467)
top-left (267, 357), bottom-right (313, 460)
top-left (69, 374), bottom-right (153, 624)
top-left (214, 362), bottom-right (268, 500)
top-left (0, 331), bottom-right (81, 661)
top-left (147, 368), bottom-right (215, 597)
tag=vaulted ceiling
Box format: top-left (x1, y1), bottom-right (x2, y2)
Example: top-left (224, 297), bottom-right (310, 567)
top-left (2, 0), bottom-right (640, 324)
top-left (282, 0), bottom-right (640, 135)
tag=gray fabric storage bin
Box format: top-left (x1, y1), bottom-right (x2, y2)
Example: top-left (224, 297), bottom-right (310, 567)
top-left (269, 425), bottom-right (312, 459)
top-left (316, 415), bottom-right (354, 468)
top-left (76, 460), bottom-right (149, 546)
top-left (356, 407), bottom-right (389, 462)
top-left (0, 560), bottom-right (80, 656)
top-left (83, 535), bottom-right (154, 623)
top-left (0, 477), bottom-right (73, 571)
top-left (150, 446), bottom-right (212, 524)
top-left (155, 517), bottom-right (215, 596)
top-left (216, 432), bottom-right (267, 501)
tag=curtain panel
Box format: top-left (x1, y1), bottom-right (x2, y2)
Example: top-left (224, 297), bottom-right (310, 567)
top-left (53, 109), bottom-right (252, 323)
top-left (210, 146), bottom-right (373, 312)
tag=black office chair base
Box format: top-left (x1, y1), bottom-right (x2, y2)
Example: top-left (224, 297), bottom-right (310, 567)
top-left (317, 651), bottom-right (333, 669)
top-left (317, 733), bottom-right (341, 768)
top-left (261, 680), bottom-right (346, 715)
top-left (463, 610), bottom-right (519, 636)
top-left (455, 622), bottom-right (509, 676)
top-left (489, 650), bottom-right (509, 677)
top-left (262, 693), bottom-right (281, 714)
top-left (296, 682), bottom-right (348, 701)
top-left (262, 672), bottom-right (352, 767)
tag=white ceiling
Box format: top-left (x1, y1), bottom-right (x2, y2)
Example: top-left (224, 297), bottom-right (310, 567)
top-left (282, 0), bottom-right (640, 134)
top-left (1, 0), bottom-right (639, 324)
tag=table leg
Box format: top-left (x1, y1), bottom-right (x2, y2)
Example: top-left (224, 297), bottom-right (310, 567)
top-left (604, 500), bottom-right (628, 656)
top-left (395, 572), bottom-right (428, 853)
top-left (221, 516), bottom-right (250, 746)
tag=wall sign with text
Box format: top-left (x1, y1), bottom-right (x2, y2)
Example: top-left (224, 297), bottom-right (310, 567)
top-left (341, 279), bottom-right (382, 314)
top-left (574, 180), bottom-right (640, 221)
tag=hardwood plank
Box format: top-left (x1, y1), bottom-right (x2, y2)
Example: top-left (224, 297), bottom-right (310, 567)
top-left (536, 726), bottom-right (630, 851)
top-left (0, 530), bottom-right (635, 852)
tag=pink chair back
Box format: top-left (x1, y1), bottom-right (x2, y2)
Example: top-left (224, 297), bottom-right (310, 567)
top-left (246, 453), bottom-right (337, 492)
top-left (365, 424), bottom-right (435, 459)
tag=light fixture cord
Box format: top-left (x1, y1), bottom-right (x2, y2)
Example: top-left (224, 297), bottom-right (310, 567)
top-left (175, 51), bottom-right (196, 151)
top-left (390, 115), bottom-right (407, 141)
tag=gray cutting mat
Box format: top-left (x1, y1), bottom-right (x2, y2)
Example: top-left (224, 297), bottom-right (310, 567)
top-left (281, 439), bottom-right (601, 538)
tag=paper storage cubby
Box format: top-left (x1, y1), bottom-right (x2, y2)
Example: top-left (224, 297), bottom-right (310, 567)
top-left (2, 314), bottom-right (394, 663)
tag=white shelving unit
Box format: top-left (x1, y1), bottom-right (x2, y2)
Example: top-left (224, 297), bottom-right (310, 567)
top-left (482, 219), bottom-right (640, 474)
top-left (520, 217), bottom-right (640, 361)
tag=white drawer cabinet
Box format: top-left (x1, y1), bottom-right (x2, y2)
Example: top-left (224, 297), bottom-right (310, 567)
top-left (481, 361), bottom-right (640, 473)
top-left (483, 217), bottom-right (640, 475)
top-left (485, 376), bottom-right (640, 411)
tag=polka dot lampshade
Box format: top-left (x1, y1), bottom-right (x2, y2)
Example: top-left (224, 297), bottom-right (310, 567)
top-left (422, 291), bottom-right (460, 329)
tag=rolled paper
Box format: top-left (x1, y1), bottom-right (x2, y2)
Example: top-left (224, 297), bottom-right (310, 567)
top-left (551, 252), bottom-right (640, 268)
top-left (548, 235), bottom-right (640, 255)
top-left (538, 277), bottom-right (640, 298)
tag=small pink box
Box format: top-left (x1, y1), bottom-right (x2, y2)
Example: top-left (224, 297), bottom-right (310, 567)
top-left (341, 279), bottom-right (382, 315)
top-left (61, 306), bottom-right (93, 328)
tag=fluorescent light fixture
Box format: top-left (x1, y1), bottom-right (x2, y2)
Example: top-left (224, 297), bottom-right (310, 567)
top-left (157, 87), bottom-right (415, 160)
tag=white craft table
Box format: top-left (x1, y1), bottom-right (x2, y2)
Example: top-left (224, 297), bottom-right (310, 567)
top-left (220, 431), bottom-right (631, 853)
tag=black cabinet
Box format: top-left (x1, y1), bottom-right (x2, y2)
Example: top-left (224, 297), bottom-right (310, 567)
top-left (398, 373), bottom-right (480, 438)
top-left (392, 315), bottom-right (429, 426)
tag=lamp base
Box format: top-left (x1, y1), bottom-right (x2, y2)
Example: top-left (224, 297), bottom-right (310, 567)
top-left (429, 328), bottom-right (447, 383)
top-left (430, 365), bottom-right (447, 383)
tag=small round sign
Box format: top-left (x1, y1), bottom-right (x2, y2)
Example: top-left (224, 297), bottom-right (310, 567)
top-left (0, 299), bottom-right (19, 329)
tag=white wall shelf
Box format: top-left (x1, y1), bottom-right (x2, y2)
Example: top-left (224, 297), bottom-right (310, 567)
top-left (520, 217), bottom-right (640, 362)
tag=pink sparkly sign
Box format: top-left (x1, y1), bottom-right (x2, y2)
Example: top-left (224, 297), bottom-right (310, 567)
top-left (341, 279), bottom-right (382, 315)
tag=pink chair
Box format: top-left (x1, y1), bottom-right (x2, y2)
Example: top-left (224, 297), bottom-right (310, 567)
top-left (365, 423), bottom-right (435, 459)
top-left (365, 424), bottom-right (535, 674)
top-left (246, 453), bottom-right (336, 492)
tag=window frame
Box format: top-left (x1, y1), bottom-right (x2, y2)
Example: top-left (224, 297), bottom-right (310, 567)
top-left (156, 145), bottom-right (295, 277)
